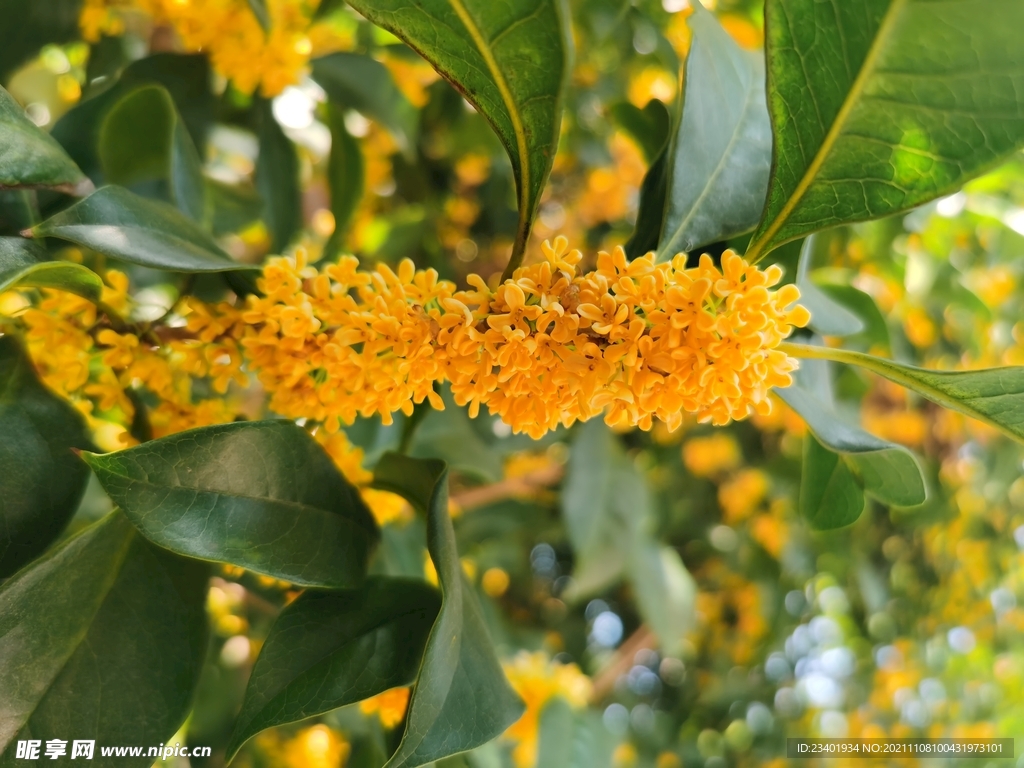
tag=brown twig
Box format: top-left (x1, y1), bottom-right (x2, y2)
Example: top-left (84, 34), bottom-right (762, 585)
top-left (450, 463), bottom-right (564, 511)
top-left (588, 625), bottom-right (655, 704)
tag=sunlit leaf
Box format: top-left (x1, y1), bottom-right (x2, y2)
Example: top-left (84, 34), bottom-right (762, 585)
top-left (747, 0), bottom-right (1024, 260)
top-left (346, 0), bottom-right (572, 271)
top-left (83, 420), bottom-right (380, 588)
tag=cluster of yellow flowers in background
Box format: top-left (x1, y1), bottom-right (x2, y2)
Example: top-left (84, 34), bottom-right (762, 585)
top-left (79, 0), bottom-right (344, 96)
top-left (192, 238), bottom-right (809, 439)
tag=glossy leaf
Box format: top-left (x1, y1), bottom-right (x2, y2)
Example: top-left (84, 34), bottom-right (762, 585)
top-left (0, 84), bottom-right (90, 195)
top-left (0, 237), bottom-right (103, 302)
top-left (255, 98), bottom-right (302, 253)
top-left (657, 5), bottom-right (771, 259)
top-left (31, 185), bottom-right (251, 273)
top-left (83, 420), bottom-right (380, 588)
top-left (796, 235), bottom-right (864, 337)
top-left (562, 419), bottom-right (642, 597)
top-left (0, 512), bottom-right (208, 765)
top-left (346, 0), bottom-right (572, 271)
top-left (747, 0), bottom-right (1024, 260)
top-left (372, 453), bottom-right (524, 768)
top-left (0, 336), bottom-right (94, 577)
top-left (791, 343), bottom-right (1024, 444)
top-left (312, 54), bottom-right (419, 153)
top-left (609, 99), bottom-right (671, 164)
top-left (52, 54), bottom-right (215, 184)
top-left (324, 102), bottom-right (365, 259)
top-left (625, 143), bottom-right (669, 260)
top-left (226, 578), bottom-right (441, 759)
top-left (98, 85), bottom-right (206, 221)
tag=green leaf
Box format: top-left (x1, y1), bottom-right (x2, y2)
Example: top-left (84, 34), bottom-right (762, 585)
top-left (312, 53), bottom-right (419, 153)
top-left (746, 0), bottom-right (1024, 260)
top-left (628, 536), bottom-right (695, 657)
top-left (818, 282), bottom-right (891, 350)
top-left (0, 237), bottom-right (103, 302)
top-left (345, 0), bottom-right (572, 273)
top-left (624, 141), bottom-right (669, 260)
top-left (208, 178), bottom-right (263, 237)
top-left (82, 420), bottom-right (380, 589)
top-left (0, 190), bottom-right (39, 235)
top-left (535, 698), bottom-right (574, 768)
top-left (799, 432), bottom-right (865, 530)
top-left (371, 453), bottom-right (524, 768)
top-left (324, 102), bottom-right (365, 259)
top-left (656, 5), bottom-right (771, 260)
top-left (52, 54), bottom-right (215, 184)
top-left (255, 98), bottom-right (302, 253)
top-left (609, 99), bottom-right (671, 164)
top-left (226, 578), bottom-right (441, 760)
top-left (408, 389), bottom-right (504, 483)
top-left (98, 85), bottom-right (206, 222)
top-left (0, 84), bottom-right (90, 196)
top-left (0, 512), bottom-right (208, 765)
top-left (31, 185), bottom-right (252, 273)
top-left (247, 0), bottom-right (271, 31)
top-left (796, 235), bottom-right (864, 337)
top-left (789, 342), bottom-right (1024, 445)
top-left (561, 420), bottom-right (642, 597)
top-left (0, 336), bottom-right (93, 577)
top-left (777, 356), bottom-right (927, 519)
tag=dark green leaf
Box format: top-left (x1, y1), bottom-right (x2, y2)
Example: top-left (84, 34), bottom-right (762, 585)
top-left (818, 282), bottom-right (891, 350)
top-left (0, 237), bottom-right (103, 302)
top-left (226, 578), bottom-right (441, 760)
top-left (0, 512), bottom-right (208, 766)
top-left (624, 142), bottom-right (668, 260)
top-left (324, 103), bottom-right (365, 259)
top-left (255, 98), bottom-right (302, 253)
top-left (371, 453), bottom-right (524, 768)
top-left (562, 420), bottom-right (641, 597)
top-left (608, 99), bottom-right (670, 164)
top-left (747, 0), bottom-right (1024, 260)
top-left (796, 235), bottom-right (864, 337)
top-left (98, 85), bottom-right (206, 221)
top-left (345, 0), bottom-right (572, 272)
top-left (31, 186), bottom-right (251, 273)
top-left (0, 190), bottom-right (39, 234)
top-left (0, 85), bottom-right (90, 195)
top-left (247, 0), bottom-right (270, 32)
top-left (0, 0), bottom-right (81, 85)
top-left (208, 179), bottom-right (263, 237)
top-left (0, 336), bottom-right (93, 577)
top-left (799, 432), bottom-right (864, 530)
top-left (52, 54), bottom-right (215, 184)
top-left (312, 53), bottom-right (419, 153)
top-left (657, 5), bottom-right (771, 259)
top-left (793, 343), bottom-right (1024, 444)
top-left (83, 420), bottom-right (380, 588)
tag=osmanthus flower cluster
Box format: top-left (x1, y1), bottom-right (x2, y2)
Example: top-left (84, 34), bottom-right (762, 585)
top-left (79, 0), bottom-right (344, 96)
top-left (196, 237), bottom-right (810, 439)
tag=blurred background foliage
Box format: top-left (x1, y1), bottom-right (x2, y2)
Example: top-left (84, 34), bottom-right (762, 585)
top-left (4, 0), bottom-right (1024, 765)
